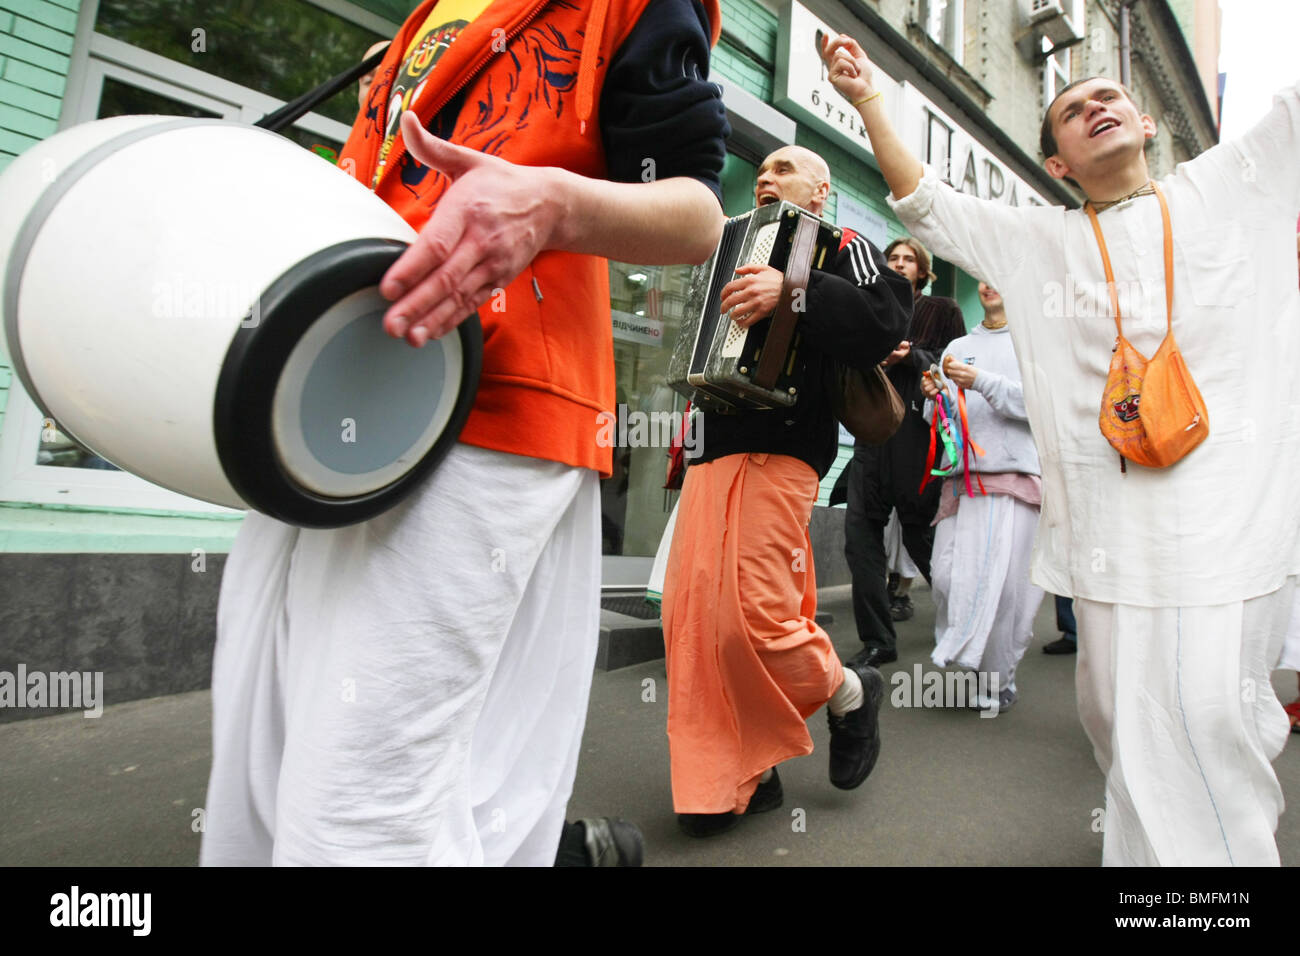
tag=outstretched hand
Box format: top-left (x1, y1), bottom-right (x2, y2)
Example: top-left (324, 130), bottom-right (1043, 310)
top-left (819, 33), bottom-right (875, 105)
top-left (380, 110), bottom-right (565, 346)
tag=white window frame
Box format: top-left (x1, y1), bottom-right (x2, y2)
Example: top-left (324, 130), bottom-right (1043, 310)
top-left (919, 0), bottom-right (964, 67)
top-left (1042, 34), bottom-right (1072, 105)
top-left (0, 0), bottom-right (377, 514)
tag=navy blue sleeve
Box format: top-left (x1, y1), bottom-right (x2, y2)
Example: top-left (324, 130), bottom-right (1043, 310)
top-left (801, 235), bottom-right (914, 372)
top-left (600, 0), bottom-right (730, 202)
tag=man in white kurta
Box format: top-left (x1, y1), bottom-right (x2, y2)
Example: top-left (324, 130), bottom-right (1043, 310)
top-left (821, 34), bottom-right (1300, 865)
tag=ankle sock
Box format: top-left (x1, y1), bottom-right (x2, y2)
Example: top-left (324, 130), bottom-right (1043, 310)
top-left (828, 666), bottom-right (864, 716)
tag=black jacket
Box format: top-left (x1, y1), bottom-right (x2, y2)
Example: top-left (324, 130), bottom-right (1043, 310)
top-left (829, 293), bottom-right (966, 519)
top-left (691, 233), bottom-right (914, 479)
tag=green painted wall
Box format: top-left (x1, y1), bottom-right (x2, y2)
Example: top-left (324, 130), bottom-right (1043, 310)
top-left (0, 503), bottom-right (241, 552)
top-left (0, 0), bottom-right (78, 174)
top-left (0, 0), bottom-right (80, 545)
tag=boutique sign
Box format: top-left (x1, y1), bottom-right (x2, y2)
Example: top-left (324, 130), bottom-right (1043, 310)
top-left (774, 0), bottom-right (1051, 208)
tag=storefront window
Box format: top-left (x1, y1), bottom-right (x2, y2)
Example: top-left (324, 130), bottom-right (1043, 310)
top-left (601, 261), bottom-right (692, 556)
top-left (599, 153), bottom-right (762, 556)
top-left (94, 0), bottom-right (389, 127)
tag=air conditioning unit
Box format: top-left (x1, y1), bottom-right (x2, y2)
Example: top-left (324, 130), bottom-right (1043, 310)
top-left (1024, 0), bottom-right (1067, 25)
top-left (1017, 0), bottom-right (1085, 54)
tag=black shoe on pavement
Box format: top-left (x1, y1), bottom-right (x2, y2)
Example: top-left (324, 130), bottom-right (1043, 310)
top-left (577, 817), bottom-right (644, 866)
top-left (1043, 636), bottom-right (1077, 655)
top-left (746, 768), bottom-right (783, 815)
top-left (827, 662), bottom-right (885, 790)
top-left (677, 811), bottom-right (741, 838)
top-left (848, 644), bottom-right (898, 669)
top-left (889, 594), bottom-right (914, 622)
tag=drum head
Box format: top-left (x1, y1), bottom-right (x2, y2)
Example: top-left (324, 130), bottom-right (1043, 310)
top-left (214, 239), bottom-right (482, 528)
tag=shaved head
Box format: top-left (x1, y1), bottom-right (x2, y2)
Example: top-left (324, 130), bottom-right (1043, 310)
top-left (766, 145), bottom-right (830, 183)
top-left (755, 145), bottom-right (831, 215)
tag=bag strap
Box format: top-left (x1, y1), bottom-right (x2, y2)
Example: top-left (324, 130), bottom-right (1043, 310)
top-left (1083, 181), bottom-right (1175, 340)
top-left (754, 213), bottom-right (820, 390)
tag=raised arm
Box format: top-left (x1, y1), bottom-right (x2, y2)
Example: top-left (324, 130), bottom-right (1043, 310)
top-left (818, 34), bottom-right (1034, 290)
top-left (819, 34), bottom-right (922, 201)
top-left (1175, 79), bottom-right (1300, 223)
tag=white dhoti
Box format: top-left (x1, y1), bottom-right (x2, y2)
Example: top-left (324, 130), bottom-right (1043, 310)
top-left (931, 492), bottom-right (1043, 691)
top-left (200, 443), bottom-right (601, 866)
top-left (1277, 587), bottom-right (1300, 672)
top-left (645, 501), bottom-right (678, 607)
top-left (884, 508), bottom-right (920, 579)
top-left (1075, 581), bottom-right (1293, 866)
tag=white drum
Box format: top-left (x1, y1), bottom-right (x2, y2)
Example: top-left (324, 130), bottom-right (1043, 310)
top-left (0, 116), bottom-right (480, 528)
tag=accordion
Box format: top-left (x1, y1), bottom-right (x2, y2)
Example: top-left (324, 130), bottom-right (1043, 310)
top-left (667, 201), bottom-right (841, 412)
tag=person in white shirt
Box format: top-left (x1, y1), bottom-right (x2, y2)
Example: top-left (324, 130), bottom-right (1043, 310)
top-left (921, 284), bottom-right (1043, 714)
top-left (820, 34), bottom-right (1300, 866)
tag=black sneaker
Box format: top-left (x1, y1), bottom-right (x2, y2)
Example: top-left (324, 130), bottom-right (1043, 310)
top-left (746, 768), bottom-right (783, 815)
top-left (889, 594), bottom-right (914, 621)
top-left (580, 817), bottom-right (644, 866)
top-left (827, 662), bottom-right (885, 790)
top-left (1043, 636), bottom-right (1077, 655)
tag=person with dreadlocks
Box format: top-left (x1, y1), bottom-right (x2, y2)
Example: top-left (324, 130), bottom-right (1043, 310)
top-left (836, 236), bottom-right (966, 669)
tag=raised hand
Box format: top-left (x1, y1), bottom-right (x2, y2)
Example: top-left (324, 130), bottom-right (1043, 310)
top-left (819, 33), bottom-right (875, 105)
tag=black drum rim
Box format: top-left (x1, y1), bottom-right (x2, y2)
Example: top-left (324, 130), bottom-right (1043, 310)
top-left (213, 238), bottom-right (483, 528)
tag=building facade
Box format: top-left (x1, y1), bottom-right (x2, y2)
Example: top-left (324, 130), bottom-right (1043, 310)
top-left (0, 0), bottom-right (1218, 716)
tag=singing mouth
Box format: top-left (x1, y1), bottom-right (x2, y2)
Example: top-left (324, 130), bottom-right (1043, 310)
top-left (1090, 118), bottom-right (1120, 137)
top-left (756, 192), bottom-right (780, 206)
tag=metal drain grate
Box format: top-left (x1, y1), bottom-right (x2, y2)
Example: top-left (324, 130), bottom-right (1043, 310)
top-left (600, 595), bottom-right (662, 619)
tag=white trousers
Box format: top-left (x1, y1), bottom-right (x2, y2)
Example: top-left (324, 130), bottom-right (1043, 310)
top-left (930, 492), bottom-right (1044, 692)
top-left (200, 444), bottom-right (601, 866)
top-left (1075, 581), bottom-right (1293, 866)
top-left (884, 508), bottom-right (920, 580)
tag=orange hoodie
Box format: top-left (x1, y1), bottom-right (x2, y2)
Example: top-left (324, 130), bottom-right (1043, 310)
top-left (339, 0), bottom-right (723, 477)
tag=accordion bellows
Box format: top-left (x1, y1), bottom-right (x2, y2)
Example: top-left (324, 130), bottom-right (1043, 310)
top-left (667, 201), bottom-right (839, 412)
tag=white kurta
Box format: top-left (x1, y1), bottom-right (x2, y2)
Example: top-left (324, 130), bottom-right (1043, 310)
top-left (890, 81), bottom-right (1300, 866)
top-left (890, 81), bottom-right (1300, 608)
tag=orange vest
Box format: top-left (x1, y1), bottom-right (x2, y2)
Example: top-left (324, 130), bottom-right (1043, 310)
top-left (340, 0), bottom-right (722, 476)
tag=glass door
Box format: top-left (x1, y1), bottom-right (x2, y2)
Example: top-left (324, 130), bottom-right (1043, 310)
top-left (598, 152), bottom-right (762, 588)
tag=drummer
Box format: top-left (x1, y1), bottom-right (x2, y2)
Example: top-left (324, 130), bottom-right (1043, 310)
top-left (201, 0), bottom-right (729, 866)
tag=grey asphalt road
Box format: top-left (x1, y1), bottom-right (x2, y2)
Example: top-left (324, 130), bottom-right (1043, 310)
top-left (2, 585), bottom-right (1297, 867)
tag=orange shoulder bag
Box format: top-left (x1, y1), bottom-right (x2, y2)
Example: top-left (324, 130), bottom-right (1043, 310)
top-left (1086, 182), bottom-right (1209, 470)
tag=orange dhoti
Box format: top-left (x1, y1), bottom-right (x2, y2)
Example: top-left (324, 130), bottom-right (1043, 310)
top-left (663, 452), bottom-right (845, 814)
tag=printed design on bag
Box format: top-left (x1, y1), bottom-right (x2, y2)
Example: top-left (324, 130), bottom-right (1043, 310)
top-left (1112, 393), bottom-right (1141, 422)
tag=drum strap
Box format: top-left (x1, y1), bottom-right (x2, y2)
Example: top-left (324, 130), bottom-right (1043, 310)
top-left (254, 46), bottom-right (389, 133)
